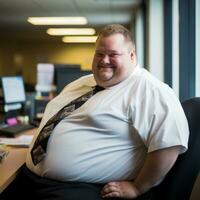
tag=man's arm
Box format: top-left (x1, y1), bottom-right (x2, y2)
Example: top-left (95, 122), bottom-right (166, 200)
top-left (101, 146), bottom-right (181, 199)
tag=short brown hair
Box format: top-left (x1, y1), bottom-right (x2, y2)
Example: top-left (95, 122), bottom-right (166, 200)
top-left (97, 24), bottom-right (135, 50)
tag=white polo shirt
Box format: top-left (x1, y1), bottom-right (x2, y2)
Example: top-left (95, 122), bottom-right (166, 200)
top-left (26, 65), bottom-right (189, 183)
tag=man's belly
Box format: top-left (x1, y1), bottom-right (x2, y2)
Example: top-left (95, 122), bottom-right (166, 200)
top-left (41, 119), bottom-right (146, 183)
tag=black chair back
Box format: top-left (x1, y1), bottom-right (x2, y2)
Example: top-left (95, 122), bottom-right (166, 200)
top-left (152, 97), bottom-right (200, 200)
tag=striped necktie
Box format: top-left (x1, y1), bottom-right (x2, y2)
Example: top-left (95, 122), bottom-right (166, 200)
top-left (31, 85), bottom-right (104, 165)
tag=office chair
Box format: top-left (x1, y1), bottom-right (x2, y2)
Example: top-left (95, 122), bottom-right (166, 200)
top-left (151, 97), bottom-right (200, 200)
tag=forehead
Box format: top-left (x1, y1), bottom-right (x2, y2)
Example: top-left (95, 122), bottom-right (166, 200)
top-left (96, 34), bottom-right (128, 52)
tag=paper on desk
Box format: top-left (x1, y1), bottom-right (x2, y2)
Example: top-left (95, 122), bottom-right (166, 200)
top-left (0, 135), bottom-right (34, 147)
top-left (0, 145), bottom-right (9, 163)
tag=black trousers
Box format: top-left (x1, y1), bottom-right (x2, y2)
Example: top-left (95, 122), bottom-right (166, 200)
top-left (1, 165), bottom-right (153, 200)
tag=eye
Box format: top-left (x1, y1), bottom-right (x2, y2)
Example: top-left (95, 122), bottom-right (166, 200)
top-left (109, 53), bottom-right (122, 58)
top-left (109, 53), bottom-right (119, 58)
top-left (95, 52), bottom-right (104, 57)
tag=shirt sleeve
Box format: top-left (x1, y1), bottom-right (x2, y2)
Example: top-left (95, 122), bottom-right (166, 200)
top-left (134, 84), bottom-right (189, 154)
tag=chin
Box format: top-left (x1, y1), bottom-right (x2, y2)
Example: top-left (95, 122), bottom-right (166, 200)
top-left (97, 79), bottom-right (119, 88)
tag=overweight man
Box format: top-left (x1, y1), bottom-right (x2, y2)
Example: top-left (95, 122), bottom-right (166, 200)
top-left (2, 24), bottom-right (189, 200)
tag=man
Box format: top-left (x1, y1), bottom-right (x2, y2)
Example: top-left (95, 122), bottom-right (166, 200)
top-left (2, 24), bottom-right (189, 200)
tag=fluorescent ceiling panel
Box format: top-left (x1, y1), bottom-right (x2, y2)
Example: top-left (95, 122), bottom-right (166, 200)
top-left (62, 36), bottom-right (97, 43)
top-left (27, 17), bottom-right (87, 25)
top-left (47, 28), bottom-right (95, 35)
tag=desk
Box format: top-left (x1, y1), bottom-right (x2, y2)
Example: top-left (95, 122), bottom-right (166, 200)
top-left (0, 129), bottom-right (36, 193)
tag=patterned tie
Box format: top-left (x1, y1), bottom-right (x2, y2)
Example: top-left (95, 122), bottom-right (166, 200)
top-left (31, 85), bottom-right (104, 165)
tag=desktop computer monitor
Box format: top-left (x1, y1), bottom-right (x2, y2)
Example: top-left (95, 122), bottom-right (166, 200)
top-left (54, 64), bottom-right (92, 93)
top-left (1, 76), bottom-right (26, 104)
top-left (0, 76), bottom-right (26, 120)
top-left (0, 76), bottom-right (35, 136)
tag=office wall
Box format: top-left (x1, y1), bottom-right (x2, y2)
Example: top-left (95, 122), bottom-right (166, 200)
top-left (0, 43), bottom-right (16, 75)
top-left (0, 40), bottom-right (95, 85)
top-left (135, 8), bottom-right (145, 67)
top-left (196, 0), bottom-right (200, 96)
top-left (146, 0), bottom-right (164, 81)
top-left (172, 0), bottom-right (179, 97)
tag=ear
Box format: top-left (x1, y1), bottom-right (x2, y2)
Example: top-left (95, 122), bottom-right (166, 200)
top-left (130, 49), bottom-right (135, 62)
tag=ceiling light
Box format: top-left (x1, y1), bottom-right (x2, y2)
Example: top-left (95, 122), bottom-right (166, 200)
top-left (27, 17), bottom-right (87, 25)
top-left (62, 36), bottom-right (98, 43)
top-left (47, 28), bottom-right (95, 36)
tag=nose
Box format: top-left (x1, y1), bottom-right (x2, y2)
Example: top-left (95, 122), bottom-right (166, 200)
top-left (102, 54), bottom-right (110, 64)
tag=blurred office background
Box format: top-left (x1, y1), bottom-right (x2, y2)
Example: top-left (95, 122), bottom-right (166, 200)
top-left (0, 0), bottom-right (199, 101)
top-left (0, 0), bottom-right (199, 199)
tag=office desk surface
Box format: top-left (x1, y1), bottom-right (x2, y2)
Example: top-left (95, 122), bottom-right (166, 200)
top-left (0, 147), bottom-right (27, 193)
top-left (0, 128), bottom-right (36, 193)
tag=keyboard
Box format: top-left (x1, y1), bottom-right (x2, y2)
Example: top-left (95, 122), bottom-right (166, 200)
top-left (0, 123), bottom-right (35, 137)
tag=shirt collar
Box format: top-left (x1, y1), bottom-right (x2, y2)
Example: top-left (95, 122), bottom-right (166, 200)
top-left (82, 74), bottom-right (96, 87)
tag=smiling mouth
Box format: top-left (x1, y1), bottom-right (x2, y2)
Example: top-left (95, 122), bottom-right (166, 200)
top-left (97, 64), bottom-right (115, 69)
top-left (98, 67), bottom-right (114, 72)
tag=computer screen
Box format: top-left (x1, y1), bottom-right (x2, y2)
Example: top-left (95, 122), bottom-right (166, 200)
top-left (54, 64), bottom-right (92, 93)
top-left (1, 76), bottom-right (26, 104)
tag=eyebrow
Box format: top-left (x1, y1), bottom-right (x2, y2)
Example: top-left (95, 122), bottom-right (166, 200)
top-left (95, 50), bottom-right (122, 53)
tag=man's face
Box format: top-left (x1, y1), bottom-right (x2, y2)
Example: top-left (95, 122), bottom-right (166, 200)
top-left (92, 33), bottom-right (135, 87)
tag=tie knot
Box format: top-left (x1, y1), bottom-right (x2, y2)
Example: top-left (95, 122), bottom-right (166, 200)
top-left (93, 85), bottom-right (105, 94)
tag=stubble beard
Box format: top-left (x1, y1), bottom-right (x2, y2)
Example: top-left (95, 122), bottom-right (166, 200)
top-left (98, 67), bottom-right (114, 81)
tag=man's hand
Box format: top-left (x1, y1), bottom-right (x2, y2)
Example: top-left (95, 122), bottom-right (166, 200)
top-left (101, 181), bottom-right (140, 199)
top-left (101, 146), bottom-right (181, 199)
